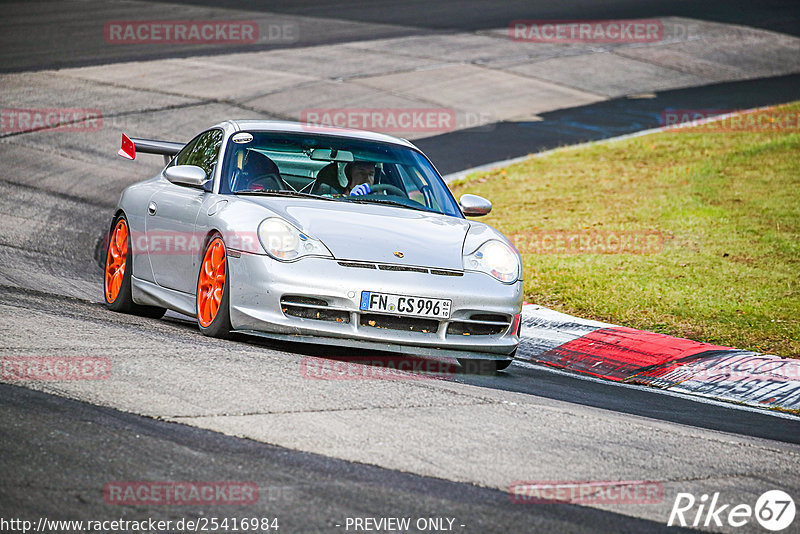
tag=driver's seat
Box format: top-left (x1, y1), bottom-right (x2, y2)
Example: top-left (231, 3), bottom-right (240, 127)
top-left (231, 150), bottom-right (283, 192)
top-left (310, 163), bottom-right (345, 195)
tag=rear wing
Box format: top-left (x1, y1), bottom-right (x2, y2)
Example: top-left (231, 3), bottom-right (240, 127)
top-left (118, 133), bottom-right (184, 164)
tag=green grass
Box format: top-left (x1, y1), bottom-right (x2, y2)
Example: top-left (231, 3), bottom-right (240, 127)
top-left (450, 102), bottom-right (800, 357)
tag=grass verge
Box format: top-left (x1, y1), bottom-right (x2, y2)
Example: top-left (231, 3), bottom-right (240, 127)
top-left (450, 102), bottom-right (800, 357)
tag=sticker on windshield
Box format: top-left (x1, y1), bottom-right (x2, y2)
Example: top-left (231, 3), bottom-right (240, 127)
top-left (231, 133), bottom-right (253, 144)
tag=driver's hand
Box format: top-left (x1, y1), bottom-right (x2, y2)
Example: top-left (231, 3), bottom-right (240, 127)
top-left (350, 183), bottom-right (371, 196)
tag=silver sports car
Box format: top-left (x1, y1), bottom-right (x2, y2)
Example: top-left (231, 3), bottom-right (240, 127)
top-left (105, 121), bottom-right (523, 371)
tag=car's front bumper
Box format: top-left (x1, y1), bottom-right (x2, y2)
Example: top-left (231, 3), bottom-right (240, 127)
top-left (227, 253), bottom-right (523, 360)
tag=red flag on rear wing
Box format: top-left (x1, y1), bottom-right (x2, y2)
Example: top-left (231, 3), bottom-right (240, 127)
top-left (118, 133), bottom-right (184, 164)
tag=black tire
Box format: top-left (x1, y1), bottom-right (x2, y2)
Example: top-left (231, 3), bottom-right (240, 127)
top-left (457, 358), bottom-right (514, 374)
top-left (104, 214), bottom-right (167, 319)
top-left (196, 235), bottom-right (232, 339)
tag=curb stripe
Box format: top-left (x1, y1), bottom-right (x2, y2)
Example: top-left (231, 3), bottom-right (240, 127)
top-left (538, 327), bottom-right (734, 381)
top-left (518, 304), bottom-right (800, 412)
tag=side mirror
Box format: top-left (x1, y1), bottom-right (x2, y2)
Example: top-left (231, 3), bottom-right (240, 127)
top-left (164, 165), bottom-right (208, 187)
top-left (459, 194), bottom-right (492, 217)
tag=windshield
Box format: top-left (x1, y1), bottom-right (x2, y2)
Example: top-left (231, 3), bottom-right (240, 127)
top-left (220, 131), bottom-right (462, 217)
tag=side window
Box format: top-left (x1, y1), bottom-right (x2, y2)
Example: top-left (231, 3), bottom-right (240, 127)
top-left (172, 129), bottom-right (224, 181)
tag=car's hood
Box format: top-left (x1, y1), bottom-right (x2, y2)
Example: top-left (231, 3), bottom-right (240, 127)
top-left (241, 197), bottom-right (470, 269)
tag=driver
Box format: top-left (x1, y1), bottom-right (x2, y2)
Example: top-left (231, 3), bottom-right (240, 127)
top-left (344, 161), bottom-right (377, 196)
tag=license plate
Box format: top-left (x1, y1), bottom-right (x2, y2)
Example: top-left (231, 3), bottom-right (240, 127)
top-left (360, 291), bottom-right (451, 319)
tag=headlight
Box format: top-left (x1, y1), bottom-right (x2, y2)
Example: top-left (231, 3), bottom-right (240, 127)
top-left (257, 218), bottom-right (332, 261)
top-left (463, 239), bottom-right (520, 283)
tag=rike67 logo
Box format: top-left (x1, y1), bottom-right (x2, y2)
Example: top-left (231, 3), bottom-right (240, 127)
top-left (668, 490), bottom-right (795, 531)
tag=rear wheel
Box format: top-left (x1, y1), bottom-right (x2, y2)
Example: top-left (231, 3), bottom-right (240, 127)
top-left (457, 358), bottom-right (514, 374)
top-left (104, 215), bottom-right (166, 319)
top-left (196, 235), bottom-right (231, 338)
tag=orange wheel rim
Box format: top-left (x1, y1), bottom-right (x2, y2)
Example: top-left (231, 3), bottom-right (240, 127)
top-left (104, 219), bottom-right (128, 303)
top-left (197, 237), bottom-right (226, 327)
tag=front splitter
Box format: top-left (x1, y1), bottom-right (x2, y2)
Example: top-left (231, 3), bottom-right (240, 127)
top-left (234, 329), bottom-right (514, 362)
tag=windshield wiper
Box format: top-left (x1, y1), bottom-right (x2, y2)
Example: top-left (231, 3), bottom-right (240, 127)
top-left (234, 189), bottom-right (329, 200)
top-left (235, 189), bottom-right (433, 213)
top-left (341, 196), bottom-right (431, 213)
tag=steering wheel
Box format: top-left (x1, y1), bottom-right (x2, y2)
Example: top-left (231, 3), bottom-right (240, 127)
top-left (371, 183), bottom-right (407, 197)
top-left (249, 173), bottom-right (284, 191)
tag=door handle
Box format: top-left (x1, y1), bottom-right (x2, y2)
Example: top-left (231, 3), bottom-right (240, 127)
top-left (148, 201), bottom-right (157, 215)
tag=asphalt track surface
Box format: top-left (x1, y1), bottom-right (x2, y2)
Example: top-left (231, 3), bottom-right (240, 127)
top-left (1, 382), bottom-right (696, 533)
top-left (2, 1), bottom-right (800, 532)
top-left (421, 73), bottom-right (800, 174)
top-left (1, 0), bottom-right (798, 72)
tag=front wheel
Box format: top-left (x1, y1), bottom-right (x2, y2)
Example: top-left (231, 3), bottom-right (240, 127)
top-left (196, 235), bottom-right (232, 338)
top-left (104, 215), bottom-right (166, 319)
